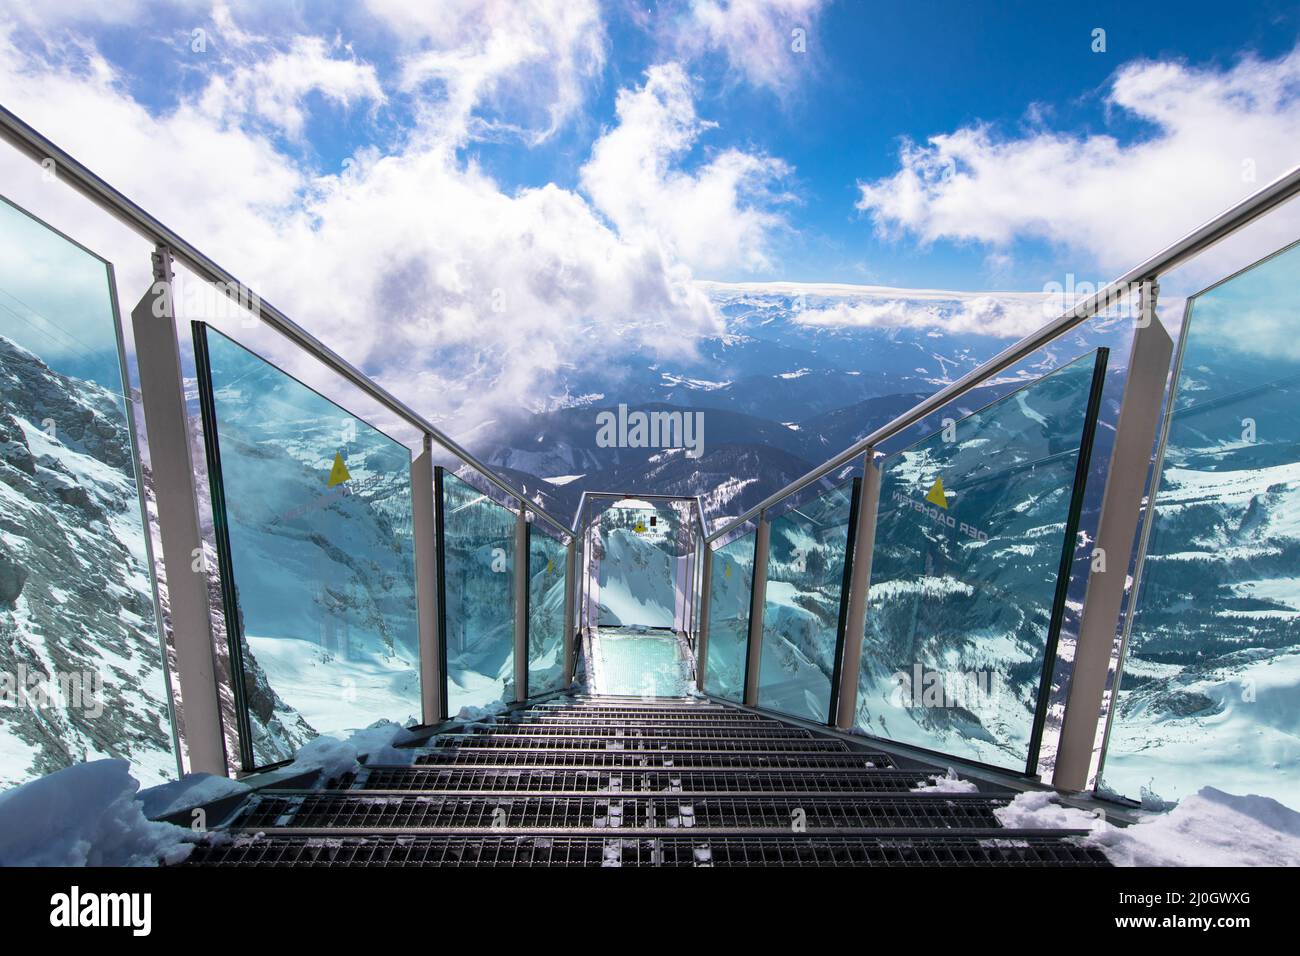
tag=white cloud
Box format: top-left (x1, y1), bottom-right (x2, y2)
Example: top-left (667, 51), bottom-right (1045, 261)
top-left (199, 35), bottom-right (385, 139)
top-left (671, 0), bottom-right (827, 95)
top-left (580, 62), bottom-right (791, 274)
top-left (701, 280), bottom-right (1057, 337)
top-left (366, 0), bottom-right (605, 145)
top-left (0, 10), bottom-right (722, 440)
top-left (795, 296), bottom-right (1053, 338)
top-left (857, 47), bottom-right (1300, 276)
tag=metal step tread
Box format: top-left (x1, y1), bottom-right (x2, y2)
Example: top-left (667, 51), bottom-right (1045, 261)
top-left (406, 750), bottom-right (895, 770)
top-left (424, 735), bottom-right (850, 753)
top-left (349, 767), bottom-right (938, 794)
top-left (229, 792), bottom-right (1011, 832)
top-left (184, 833), bottom-right (1110, 867)
top-left (455, 723), bottom-right (814, 739)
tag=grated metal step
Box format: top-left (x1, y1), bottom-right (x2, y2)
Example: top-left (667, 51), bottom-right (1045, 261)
top-left (185, 833), bottom-right (1110, 867)
top-left (351, 766), bottom-right (940, 794)
top-left (184, 692), bottom-right (1108, 867)
top-left (521, 712), bottom-right (779, 726)
top-left (228, 792), bottom-right (1011, 833)
top-left (409, 748), bottom-right (895, 770)
top-left (527, 702), bottom-right (754, 717)
top-left (426, 733), bottom-right (851, 752)
top-left (457, 723), bottom-right (815, 740)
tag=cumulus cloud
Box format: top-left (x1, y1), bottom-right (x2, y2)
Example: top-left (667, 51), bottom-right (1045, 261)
top-left (0, 6), bottom-right (736, 439)
top-left (199, 35), bottom-right (385, 139)
top-left (668, 0), bottom-right (827, 95)
top-left (857, 47), bottom-right (1300, 276)
top-left (367, 0), bottom-right (605, 145)
top-left (580, 62), bottom-right (791, 274)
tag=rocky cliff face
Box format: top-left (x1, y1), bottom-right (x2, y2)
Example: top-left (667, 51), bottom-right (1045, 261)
top-left (0, 335), bottom-right (174, 788)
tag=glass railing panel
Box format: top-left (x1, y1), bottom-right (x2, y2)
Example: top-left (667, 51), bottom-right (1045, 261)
top-left (527, 527), bottom-right (568, 697)
top-left (855, 349), bottom-right (1107, 773)
top-left (757, 480), bottom-right (858, 722)
top-left (439, 470), bottom-right (516, 714)
top-left (194, 324), bottom-right (419, 770)
top-left (594, 501), bottom-right (683, 629)
top-left (0, 196), bottom-right (177, 788)
top-left (703, 530), bottom-right (756, 700)
top-left (1102, 241), bottom-right (1300, 810)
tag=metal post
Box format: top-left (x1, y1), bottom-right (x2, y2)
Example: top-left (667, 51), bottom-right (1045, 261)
top-left (742, 515), bottom-right (771, 706)
top-left (835, 455), bottom-right (882, 729)
top-left (411, 437), bottom-right (441, 725)
top-left (129, 247), bottom-right (225, 775)
top-left (514, 505), bottom-right (529, 703)
top-left (695, 544), bottom-right (713, 691)
top-left (1053, 284), bottom-right (1173, 791)
top-left (562, 536), bottom-right (576, 686)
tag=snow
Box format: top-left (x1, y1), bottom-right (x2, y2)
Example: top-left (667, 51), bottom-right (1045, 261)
top-left (286, 720), bottom-right (422, 779)
top-left (247, 635), bottom-right (421, 735)
top-left (911, 768), bottom-right (980, 793)
top-left (0, 759), bottom-right (195, 866)
top-left (1103, 648), bottom-right (1300, 807)
top-left (995, 786), bottom-right (1300, 866)
top-left (138, 773), bottom-right (251, 820)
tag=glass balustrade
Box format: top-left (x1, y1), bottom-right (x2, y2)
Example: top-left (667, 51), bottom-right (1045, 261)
top-left (438, 470), bottom-right (517, 715)
top-left (757, 480), bottom-right (858, 723)
top-left (703, 530), bottom-right (756, 701)
top-left (1102, 241), bottom-right (1300, 810)
top-left (593, 501), bottom-right (682, 629)
top-left (0, 196), bottom-right (176, 788)
top-left (193, 324), bottom-right (419, 770)
top-left (854, 350), bottom-right (1107, 773)
top-left (527, 527), bottom-right (568, 697)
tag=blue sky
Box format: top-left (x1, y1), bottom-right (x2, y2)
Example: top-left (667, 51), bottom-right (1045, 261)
top-left (52, 0), bottom-right (1298, 289)
top-left (2, 0), bottom-right (1299, 430)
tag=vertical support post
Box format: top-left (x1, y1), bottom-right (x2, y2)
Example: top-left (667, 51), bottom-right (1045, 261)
top-left (562, 536), bottom-right (577, 686)
top-left (575, 499), bottom-right (588, 636)
top-left (410, 436), bottom-right (442, 725)
top-left (129, 246), bottom-right (225, 775)
top-left (695, 544), bottom-right (713, 691)
top-left (513, 505), bottom-right (529, 703)
top-left (1053, 281), bottom-right (1173, 791)
top-left (835, 455), bottom-right (882, 730)
top-left (742, 514), bottom-right (771, 707)
top-left (433, 466), bottom-right (449, 721)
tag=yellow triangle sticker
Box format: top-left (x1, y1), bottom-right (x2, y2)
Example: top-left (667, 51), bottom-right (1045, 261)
top-left (327, 452), bottom-right (351, 487)
top-left (546, 559), bottom-right (554, 575)
top-left (925, 476), bottom-right (948, 509)
top-left (634, 520), bottom-right (646, 533)
top-left (724, 563), bottom-right (732, 579)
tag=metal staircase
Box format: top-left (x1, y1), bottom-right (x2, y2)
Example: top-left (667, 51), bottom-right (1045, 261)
top-left (186, 695), bottom-right (1110, 867)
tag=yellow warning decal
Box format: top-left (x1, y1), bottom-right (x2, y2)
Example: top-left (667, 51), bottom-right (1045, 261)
top-left (546, 560), bottom-right (554, 574)
top-left (724, 563), bottom-right (732, 579)
top-left (328, 452), bottom-right (351, 487)
top-left (634, 520), bottom-right (647, 533)
top-left (924, 476), bottom-right (948, 509)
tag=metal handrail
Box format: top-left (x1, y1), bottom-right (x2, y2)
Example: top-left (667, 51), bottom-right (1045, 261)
top-left (0, 105), bottom-right (572, 538)
top-left (705, 161), bottom-right (1300, 543)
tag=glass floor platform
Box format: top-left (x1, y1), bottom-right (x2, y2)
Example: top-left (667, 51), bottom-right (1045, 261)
top-left (584, 627), bottom-right (695, 697)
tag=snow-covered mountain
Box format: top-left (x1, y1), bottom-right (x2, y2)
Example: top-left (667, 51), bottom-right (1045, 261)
top-left (483, 284), bottom-right (1131, 528)
top-left (0, 335), bottom-right (175, 788)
